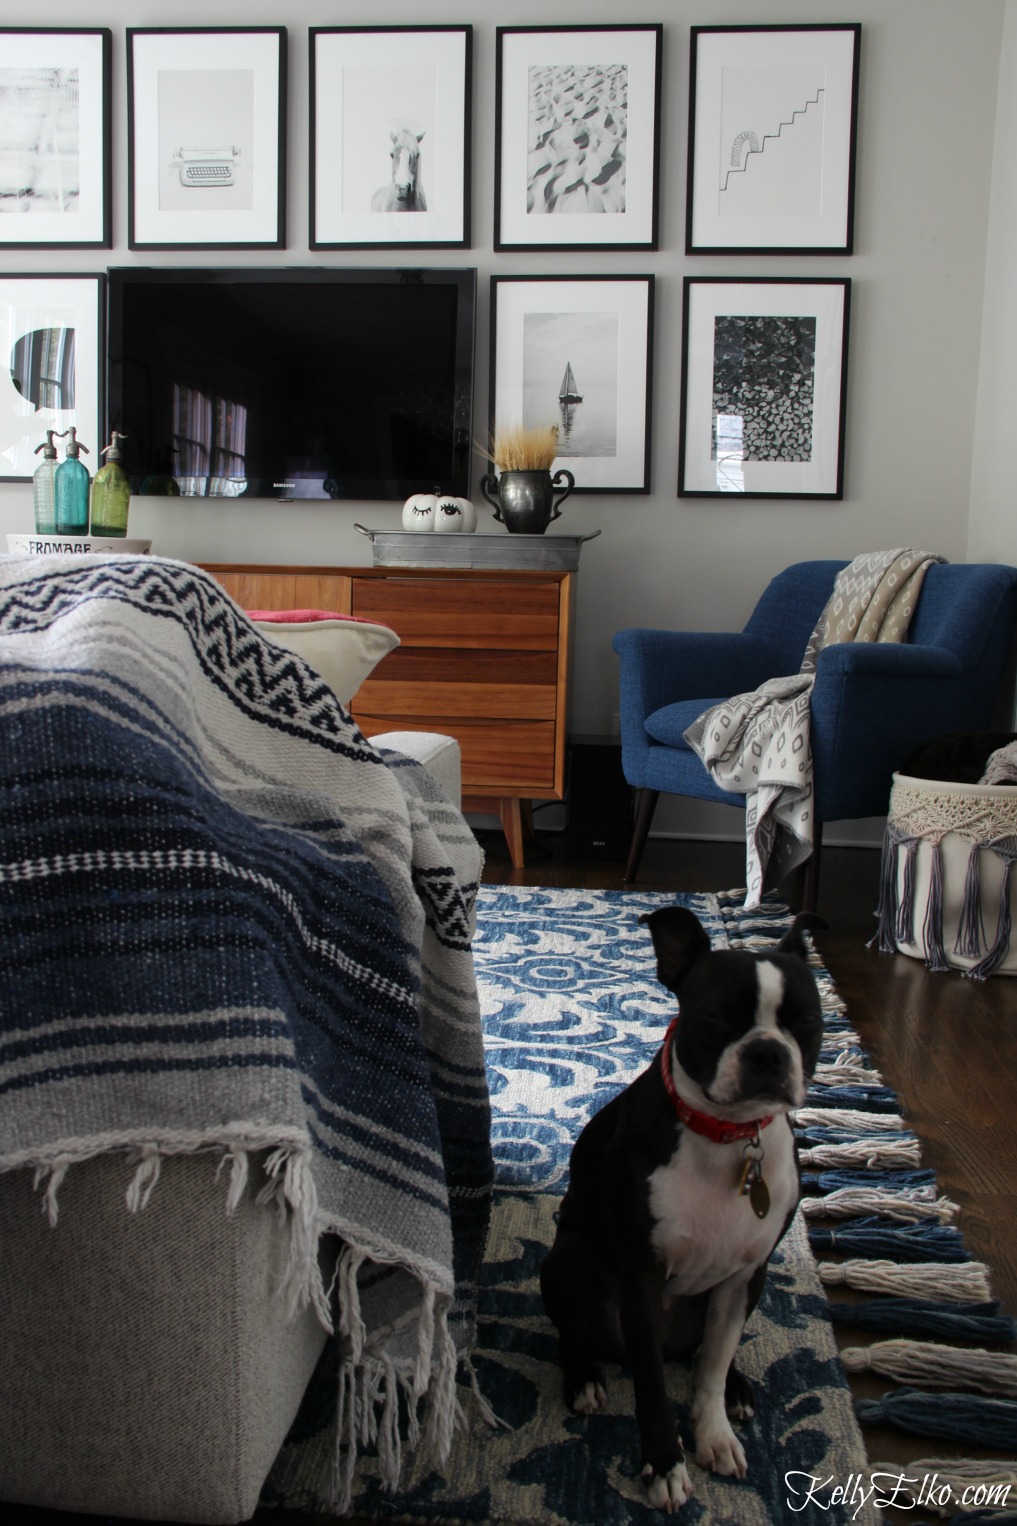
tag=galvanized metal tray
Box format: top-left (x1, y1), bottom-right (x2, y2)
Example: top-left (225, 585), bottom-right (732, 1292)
top-left (354, 526), bottom-right (600, 571)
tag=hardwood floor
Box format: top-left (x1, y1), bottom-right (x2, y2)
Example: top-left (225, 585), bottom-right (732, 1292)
top-left (478, 825), bottom-right (1017, 1520)
top-left (12, 830), bottom-right (1016, 1526)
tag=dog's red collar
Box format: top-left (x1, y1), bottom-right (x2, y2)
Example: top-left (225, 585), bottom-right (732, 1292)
top-left (660, 1018), bottom-right (774, 1144)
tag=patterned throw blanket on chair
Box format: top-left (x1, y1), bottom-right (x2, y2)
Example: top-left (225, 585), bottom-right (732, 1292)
top-left (684, 549), bottom-right (943, 907)
top-left (0, 554), bottom-right (492, 1508)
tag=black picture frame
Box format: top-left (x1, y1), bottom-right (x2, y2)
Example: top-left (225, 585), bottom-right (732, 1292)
top-left (126, 27), bottom-right (286, 251)
top-left (0, 272), bottom-right (105, 482)
top-left (494, 24), bottom-right (662, 253)
top-left (678, 277), bottom-right (851, 500)
top-left (0, 28), bottom-right (112, 249)
top-left (490, 273), bottom-right (654, 495)
top-left (309, 25), bottom-right (472, 251)
top-left (686, 24), bottom-right (861, 256)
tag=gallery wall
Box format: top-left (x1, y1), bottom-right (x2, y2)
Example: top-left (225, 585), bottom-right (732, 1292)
top-left (0, 0), bottom-right (1011, 844)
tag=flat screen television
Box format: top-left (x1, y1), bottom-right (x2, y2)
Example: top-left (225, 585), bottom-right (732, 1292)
top-left (106, 266), bottom-right (476, 501)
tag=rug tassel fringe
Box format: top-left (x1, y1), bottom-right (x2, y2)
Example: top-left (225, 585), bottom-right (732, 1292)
top-left (829, 1297), bottom-right (1017, 1343)
top-left (842, 1339), bottom-right (1017, 1395)
top-left (794, 1106), bottom-right (905, 1133)
top-left (800, 1136), bottom-right (923, 1170)
top-left (801, 1185), bottom-right (958, 1223)
top-left (814, 1053), bottom-right (885, 1086)
top-left (808, 1217), bottom-right (968, 1263)
top-left (865, 1458), bottom-right (1017, 1519)
top-left (855, 1387), bottom-right (1017, 1449)
top-left (819, 1257), bottom-right (993, 1301)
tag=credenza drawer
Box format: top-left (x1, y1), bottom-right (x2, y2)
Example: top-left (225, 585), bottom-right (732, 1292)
top-left (355, 715), bottom-right (556, 793)
top-left (356, 647), bottom-right (558, 720)
top-left (350, 576), bottom-right (559, 650)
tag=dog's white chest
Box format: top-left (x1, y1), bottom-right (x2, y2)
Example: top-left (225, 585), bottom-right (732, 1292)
top-left (648, 1125), bottom-right (797, 1297)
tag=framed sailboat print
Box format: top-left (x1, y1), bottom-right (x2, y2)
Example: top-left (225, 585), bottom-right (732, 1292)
top-left (489, 274), bottom-right (654, 493)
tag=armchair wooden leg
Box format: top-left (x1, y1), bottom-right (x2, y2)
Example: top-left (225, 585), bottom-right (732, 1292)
top-left (801, 823), bottom-right (823, 914)
top-left (623, 789), bottom-right (659, 882)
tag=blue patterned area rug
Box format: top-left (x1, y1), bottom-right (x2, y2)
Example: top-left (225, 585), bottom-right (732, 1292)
top-left (267, 891), bottom-right (1013, 1519)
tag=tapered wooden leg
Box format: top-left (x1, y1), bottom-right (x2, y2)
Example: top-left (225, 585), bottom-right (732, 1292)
top-left (500, 797), bottom-right (532, 869)
top-left (624, 789), bottom-right (659, 882)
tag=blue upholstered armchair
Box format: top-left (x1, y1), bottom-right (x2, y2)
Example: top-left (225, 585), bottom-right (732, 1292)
top-left (613, 560), bottom-right (1017, 899)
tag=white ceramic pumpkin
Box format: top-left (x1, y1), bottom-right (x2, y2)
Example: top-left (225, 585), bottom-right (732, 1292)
top-left (433, 495), bottom-right (477, 534)
top-left (401, 491), bottom-right (437, 532)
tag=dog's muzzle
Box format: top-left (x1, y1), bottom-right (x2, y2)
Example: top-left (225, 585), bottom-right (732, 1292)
top-left (737, 1036), bottom-right (797, 1103)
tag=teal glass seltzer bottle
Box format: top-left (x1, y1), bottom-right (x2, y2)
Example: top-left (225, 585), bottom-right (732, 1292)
top-left (54, 427), bottom-right (91, 536)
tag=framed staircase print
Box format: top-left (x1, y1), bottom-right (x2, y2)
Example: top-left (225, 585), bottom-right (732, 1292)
top-left (678, 277), bottom-right (850, 500)
top-left (126, 27), bottom-right (286, 250)
top-left (686, 24), bottom-right (860, 255)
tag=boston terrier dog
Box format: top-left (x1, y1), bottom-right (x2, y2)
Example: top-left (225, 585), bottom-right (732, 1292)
top-left (540, 907), bottom-right (826, 1513)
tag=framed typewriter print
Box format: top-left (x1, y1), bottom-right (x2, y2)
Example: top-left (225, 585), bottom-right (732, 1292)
top-left (686, 24), bottom-right (860, 255)
top-left (0, 29), bottom-right (111, 248)
top-left (0, 273), bottom-right (103, 482)
top-left (678, 277), bottom-right (850, 500)
top-left (491, 274), bottom-right (654, 494)
top-left (310, 26), bottom-right (471, 250)
top-left (127, 27), bottom-right (286, 250)
top-left (494, 25), bottom-right (661, 251)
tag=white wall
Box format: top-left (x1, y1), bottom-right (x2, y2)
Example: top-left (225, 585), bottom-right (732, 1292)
top-left (970, 0), bottom-right (1017, 578)
top-left (1, 0), bottom-right (1011, 839)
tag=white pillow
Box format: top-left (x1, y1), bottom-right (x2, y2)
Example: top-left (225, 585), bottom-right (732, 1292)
top-left (248, 609), bottom-right (399, 705)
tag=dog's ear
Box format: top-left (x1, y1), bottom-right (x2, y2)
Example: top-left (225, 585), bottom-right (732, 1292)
top-left (639, 908), bottom-right (712, 995)
top-left (774, 912), bottom-right (829, 963)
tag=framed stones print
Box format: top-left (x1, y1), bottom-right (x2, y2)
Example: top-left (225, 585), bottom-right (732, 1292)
top-left (678, 277), bottom-right (850, 500)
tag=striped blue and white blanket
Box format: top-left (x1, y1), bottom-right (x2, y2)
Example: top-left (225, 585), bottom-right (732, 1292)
top-left (0, 553), bottom-right (492, 1507)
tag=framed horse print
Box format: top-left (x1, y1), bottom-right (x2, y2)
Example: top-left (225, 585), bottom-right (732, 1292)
top-left (126, 27), bottom-right (286, 250)
top-left (310, 26), bottom-right (472, 250)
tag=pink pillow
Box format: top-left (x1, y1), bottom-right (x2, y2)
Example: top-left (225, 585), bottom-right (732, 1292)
top-left (248, 608), bottom-right (399, 704)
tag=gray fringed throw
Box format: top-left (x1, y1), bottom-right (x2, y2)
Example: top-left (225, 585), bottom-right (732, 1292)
top-left (0, 553), bottom-right (493, 1509)
top-left (684, 549), bottom-right (944, 907)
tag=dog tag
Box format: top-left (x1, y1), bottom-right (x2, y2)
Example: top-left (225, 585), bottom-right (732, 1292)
top-left (738, 1157), bottom-right (770, 1219)
top-left (749, 1173), bottom-right (770, 1220)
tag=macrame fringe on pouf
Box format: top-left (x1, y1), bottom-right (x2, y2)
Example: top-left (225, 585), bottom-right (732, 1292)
top-left (875, 772), bottom-right (1017, 978)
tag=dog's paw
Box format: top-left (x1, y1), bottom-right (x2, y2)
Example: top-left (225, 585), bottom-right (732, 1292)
top-left (570, 1379), bottom-right (606, 1415)
top-left (724, 1367), bottom-right (755, 1422)
top-left (694, 1416), bottom-right (748, 1479)
top-left (641, 1459), bottom-right (692, 1513)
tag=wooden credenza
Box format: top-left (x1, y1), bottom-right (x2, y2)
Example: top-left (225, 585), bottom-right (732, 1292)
top-left (201, 563), bottom-right (575, 867)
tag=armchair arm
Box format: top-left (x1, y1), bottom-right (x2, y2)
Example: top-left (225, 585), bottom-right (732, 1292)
top-left (612, 629), bottom-right (786, 720)
top-left (814, 642), bottom-right (962, 681)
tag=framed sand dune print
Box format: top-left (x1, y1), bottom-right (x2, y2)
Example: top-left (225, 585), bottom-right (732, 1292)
top-left (495, 25), bottom-right (661, 252)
